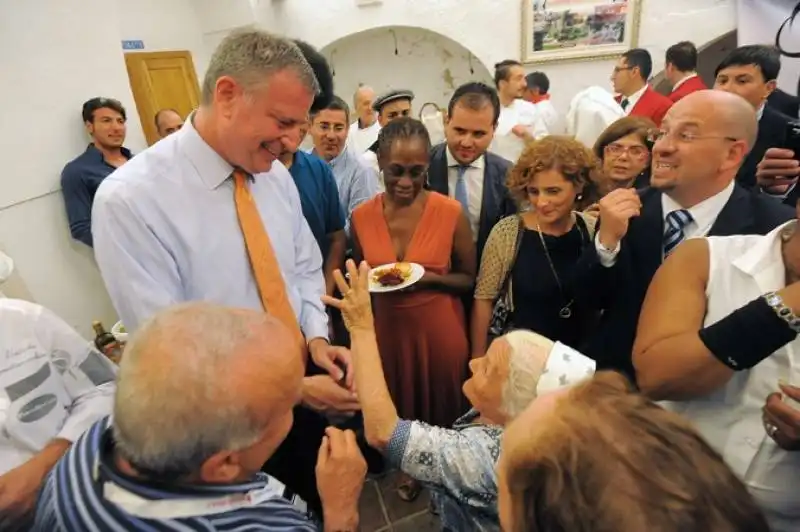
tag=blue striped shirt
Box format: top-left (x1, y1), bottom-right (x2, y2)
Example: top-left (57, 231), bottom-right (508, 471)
top-left (317, 146), bottom-right (379, 234)
top-left (34, 418), bottom-right (319, 531)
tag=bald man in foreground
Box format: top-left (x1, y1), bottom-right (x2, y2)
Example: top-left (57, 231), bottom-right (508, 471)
top-left (346, 85), bottom-right (380, 154)
top-left (35, 303), bottom-right (367, 531)
top-left (575, 90), bottom-right (794, 379)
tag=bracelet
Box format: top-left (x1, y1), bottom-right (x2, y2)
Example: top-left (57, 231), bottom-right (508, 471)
top-left (763, 291), bottom-right (800, 333)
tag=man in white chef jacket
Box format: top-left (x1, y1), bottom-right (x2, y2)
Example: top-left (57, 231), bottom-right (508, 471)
top-left (0, 298), bottom-right (116, 528)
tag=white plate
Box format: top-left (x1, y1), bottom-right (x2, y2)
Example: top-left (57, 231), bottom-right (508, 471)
top-left (368, 262), bottom-right (425, 293)
top-left (111, 321), bottom-right (129, 343)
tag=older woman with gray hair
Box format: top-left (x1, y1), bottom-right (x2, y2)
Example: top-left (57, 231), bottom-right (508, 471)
top-left (323, 260), bottom-right (596, 531)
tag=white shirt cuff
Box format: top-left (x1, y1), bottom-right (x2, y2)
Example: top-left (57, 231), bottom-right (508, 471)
top-left (594, 234), bottom-right (620, 267)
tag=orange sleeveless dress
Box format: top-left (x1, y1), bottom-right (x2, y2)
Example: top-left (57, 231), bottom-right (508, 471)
top-left (352, 192), bottom-right (469, 427)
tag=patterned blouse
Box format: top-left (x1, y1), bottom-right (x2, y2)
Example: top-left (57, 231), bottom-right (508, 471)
top-left (386, 409), bottom-right (503, 531)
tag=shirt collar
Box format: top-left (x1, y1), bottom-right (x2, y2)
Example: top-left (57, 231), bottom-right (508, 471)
top-left (660, 180), bottom-right (736, 232)
top-left (757, 103), bottom-right (766, 122)
top-left (180, 112), bottom-right (237, 190)
top-left (96, 424), bottom-right (267, 500)
top-left (624, 84), bottom-right (648, 108)
top-left (672, 73), bottom-right (698, 91)
top-left (445, 146), bottom-right (485, 170)
top-left (85, 143), bottom-right (133, 162)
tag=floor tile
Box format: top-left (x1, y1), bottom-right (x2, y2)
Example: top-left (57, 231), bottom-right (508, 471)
top-left (392, 510), bottom-right (441, 531)
top-left (377, 471), bottom-right (431, 523)
top-left (359, 480), bottom-right (389, 531)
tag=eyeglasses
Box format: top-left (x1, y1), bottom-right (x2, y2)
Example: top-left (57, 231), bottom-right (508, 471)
top-left (646, 129), bottom-right (739, 144)
top-left (604, 143), bottom-right (649, 158)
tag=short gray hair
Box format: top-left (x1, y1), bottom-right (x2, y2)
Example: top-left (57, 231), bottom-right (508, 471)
top-left (202, 29), bottom-right (320, 105)
top-left (113, 303), bottom-right (275, 477)
top-left (501, 330), bottom-right (554, 419)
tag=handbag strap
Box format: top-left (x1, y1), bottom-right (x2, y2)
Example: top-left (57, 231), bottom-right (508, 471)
top-left (498, 215), bottom-right (525, 298)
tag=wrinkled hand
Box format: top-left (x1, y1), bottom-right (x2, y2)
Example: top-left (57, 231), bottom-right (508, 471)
top-left (321, 260), bottom-right (374, 333)
top-left (309, 338), bottom-right (353, 388)
top-left (0, 459), bottom-right (50, 528)
top-left (597, 188), bottom-right (641, 250)
top-left (316, 427), bottom-right (367, 528)
top-left (511, 124), bottom-right (530, 139)
top-left (763, 382), bottom-right (800, 451)
top-left (302, 375), bottom-right (361, 416)
top-left (756, 148), bottom-right (800, 193)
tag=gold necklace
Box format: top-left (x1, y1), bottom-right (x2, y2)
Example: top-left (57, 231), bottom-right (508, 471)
top-left (535, 216), bottom-right (585, 319)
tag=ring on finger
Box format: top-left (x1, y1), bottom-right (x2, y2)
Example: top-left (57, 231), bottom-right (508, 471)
top-left (765, 422), bottom-right (780, 438)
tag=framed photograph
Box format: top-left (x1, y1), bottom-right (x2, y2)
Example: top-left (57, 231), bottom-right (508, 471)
top-left (521, 0), bottom-right (642, 64)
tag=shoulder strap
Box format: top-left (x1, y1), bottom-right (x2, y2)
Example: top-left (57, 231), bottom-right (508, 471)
top-left (575, 211), bottom-right (597, 241)
top-left (499, 215), bottom-right (524, 294)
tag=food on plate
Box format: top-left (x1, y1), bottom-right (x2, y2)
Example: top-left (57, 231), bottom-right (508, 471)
top-left (373, 262), bottom-right (413, 287)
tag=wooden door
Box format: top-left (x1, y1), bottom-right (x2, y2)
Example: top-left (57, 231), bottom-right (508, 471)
top-left (125, 51), bottom-right (200, 145)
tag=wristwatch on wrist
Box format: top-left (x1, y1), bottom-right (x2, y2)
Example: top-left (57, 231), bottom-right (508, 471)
top-left (763, 291), bottom-right (800, 333)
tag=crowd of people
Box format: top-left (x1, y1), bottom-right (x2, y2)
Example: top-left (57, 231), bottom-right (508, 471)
top-left (1, 26), bottom-right (800, 532)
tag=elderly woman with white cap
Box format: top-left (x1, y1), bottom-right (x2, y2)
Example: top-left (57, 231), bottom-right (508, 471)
top-left (323, 260), bottom-right (595, 532)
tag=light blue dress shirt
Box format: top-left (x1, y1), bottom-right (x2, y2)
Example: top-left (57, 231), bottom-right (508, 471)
top-left (321, 146), bottom-right (379, 234)
top-left (91, 119), bottom-right (328, 339)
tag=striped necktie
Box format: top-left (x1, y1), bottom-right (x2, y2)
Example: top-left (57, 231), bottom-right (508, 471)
top-left (233, 169), bottom-right (304, 348)
top-left (663, 209), bottom-right (693, 257)
top-left (454, 165), bottom-right (470, 214)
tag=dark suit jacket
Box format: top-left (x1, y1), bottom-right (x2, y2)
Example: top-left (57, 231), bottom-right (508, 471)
top-left (427, 143), bottom-right (516, 263)
top-left (768, 89), bottom-right (800, 119)
top-left (668, 75), bottom-right (707, 103)
top-left (616, 86), bottom-right (673, 126)
top-left (737, 106), bottom-right (792, 189)
top-left (576, 185), bottom-right (794, 380)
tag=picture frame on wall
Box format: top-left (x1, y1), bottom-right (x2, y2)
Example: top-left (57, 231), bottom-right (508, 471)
top-left (521, 0), bottom-right (642, 64)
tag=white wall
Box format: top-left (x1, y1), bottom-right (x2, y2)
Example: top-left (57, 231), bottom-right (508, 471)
top-left (0, 0), bottom-right (206, 337)
top-left (119, 0), bottom-right (209, 78)
top-left (322, 27), bottom-right (493, 111)
top-left (261, 0), bottom-right (738, 116)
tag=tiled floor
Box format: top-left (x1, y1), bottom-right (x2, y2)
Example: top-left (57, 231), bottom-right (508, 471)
top-left (359, 472), bottom-right (441, 531)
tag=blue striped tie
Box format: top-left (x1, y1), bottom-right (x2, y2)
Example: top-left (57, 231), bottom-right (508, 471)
top-left (663, 209), bottom-right (693, 257)
top-left (454, 165), bottom-right (470, 214)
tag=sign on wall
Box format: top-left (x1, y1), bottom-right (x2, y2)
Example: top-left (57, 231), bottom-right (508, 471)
top-left (521, 0), bottom-right (641, 64)
top-left (738, 0), bottom-right (800, 94)
top-left (121, 40), bottom-right (145, 51)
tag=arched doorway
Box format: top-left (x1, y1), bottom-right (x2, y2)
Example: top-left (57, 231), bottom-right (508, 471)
top-left (320, 26), bottom-right (493, 110)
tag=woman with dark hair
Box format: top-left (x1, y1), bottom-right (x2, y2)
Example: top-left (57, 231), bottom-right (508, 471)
top-left (580, 115), bottom-right (655, 212)
top-left (351, 117), bottom-right (476, 501)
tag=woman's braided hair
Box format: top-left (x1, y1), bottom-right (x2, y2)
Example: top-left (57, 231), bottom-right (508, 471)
top-left (376, 117), bottom-right (432, 160)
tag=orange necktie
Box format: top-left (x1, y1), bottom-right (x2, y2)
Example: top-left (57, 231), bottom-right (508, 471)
top-left (233, 170), bottom-right (305, 347)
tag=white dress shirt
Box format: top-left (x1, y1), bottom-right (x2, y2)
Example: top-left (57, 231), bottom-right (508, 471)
top-left (446, 147), bottom-right (485, 240)
top-left (620, 84), bottom-right (648, 115)
top-left (596, 180), bottom-right (735, 266)
top-left (0, 299), bottom-right (116, 475)
top-left (565, 86), bottom-right (625, 148)
top-left (535, 98), bottom-right (561, 134)
top-left (490, 99), bottom-right (549, 162)
top-left (92, 119), bottom-right (328, 339)
top-left (664, 221), bottom-right (800, 531)
top-left (347, 119), bottom-right (380, 155)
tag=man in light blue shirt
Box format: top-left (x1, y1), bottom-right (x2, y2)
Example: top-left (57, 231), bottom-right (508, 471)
top-left (91, 31), bottom-right (363, 506)
top-left (309, 95), bottom-right (379, 231)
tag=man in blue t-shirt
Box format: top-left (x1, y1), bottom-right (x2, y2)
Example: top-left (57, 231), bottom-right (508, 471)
top-left (280, 122), bottom-right (346, 297)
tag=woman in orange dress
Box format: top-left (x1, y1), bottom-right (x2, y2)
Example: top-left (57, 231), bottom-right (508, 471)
top-left (351, 117), bottom-right (476, 500)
